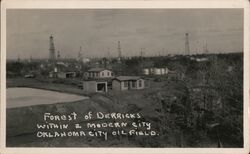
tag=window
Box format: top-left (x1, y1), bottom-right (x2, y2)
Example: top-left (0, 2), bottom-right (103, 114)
top-left (123, 81), bottom-right (128, 87)
top-left (101, 72), bottom-right (104, 76)
top-left (131, 81), bottom-right (136, 88)
top-left (138, 80), bottom-right (142, 87)
top-left (107, 72), bottom-right (110, 76)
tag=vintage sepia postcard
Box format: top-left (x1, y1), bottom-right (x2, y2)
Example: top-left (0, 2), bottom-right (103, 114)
top-left (0, 0), bottom-right (249, 154)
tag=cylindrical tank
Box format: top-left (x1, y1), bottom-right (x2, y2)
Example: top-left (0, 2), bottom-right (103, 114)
top-left (150, 68), bottom-right (154, 74)
top-left (143, 68), bottom-right (150, 75)
top-left (165, 67), bottom-right (169, 74)
top-left (160, 68), bottom-right (165, 75)
top-left (154, 68), bottom-right (161, 75)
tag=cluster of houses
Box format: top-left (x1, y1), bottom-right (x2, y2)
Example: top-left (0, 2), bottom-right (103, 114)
top-left (49, 66), bottom-right (150, 93)
top-left (82, 68), bottom-right (150, 93)
top-left (46, 62), bottom-right (186, 93)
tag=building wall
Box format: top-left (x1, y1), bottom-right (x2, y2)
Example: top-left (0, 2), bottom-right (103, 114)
top-left (99, 70), bottom-right (113, 78)
top-left (112, 79), bottom-right (149, 91)
top-left (128, 80), bottom-right (137, 90)
top-left (136, 79), bottom-right (145, 89)
top-left (112, 80), bottom-right (121, 91)
top-left (143, 69), bottom-right (150, 75)
top-left (57, 72), bottom-right (76, 78)
top-left (82, 81), bottom-right (97, 92)
top-left (121, 81), bottom-right (129, 90)
top-left (85, 70), bottom-right (114, 79)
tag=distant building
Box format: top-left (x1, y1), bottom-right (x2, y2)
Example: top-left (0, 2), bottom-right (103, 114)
top-left (49, 67), bottom-right (58, 78)
top-left (57, 71), bottom-right (76, 78)
top-left (49, 35), bottom-right (56, 62)
top-left (195, 57), bottom-right (208, 62)
top-left (84, 68), bottom-right (114, 79)
top-left (190, 56), bottom-right (209, 62)
top-left (49, 71), bottom-right (57, 78)
top-left (167, 71), bottom-right (185, 80)
top-left (112, 76), bottom-right (150, 91)
top-left (143, 67), bottom-right (169, 75)
top-left (143, 68), bottom-right (150, 75)
top-left (24, 73), bottom-right (35, 78)
top-left (82, 58), bottom-right (90, 63)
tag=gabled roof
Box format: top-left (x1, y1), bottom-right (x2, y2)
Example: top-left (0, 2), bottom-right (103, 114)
top-left (113, 76), bottom-right (142, 81)
top-left (88, 68), bottom-right (111, 72)
top-left (83, 77), bottom-right (114, 82)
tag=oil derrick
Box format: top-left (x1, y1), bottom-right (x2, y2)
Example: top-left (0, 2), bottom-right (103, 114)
top-left (116, 41), bottom-right (123, 75)
top-left (107, 47), bottom-right (110, 59)
top-left (17, 55), bottom-right (20, 62)
top-left (49, 35), bottom-right (56, 62)
top-left (140, 48), bottom-right (145, 75)
top-left (29, 55), bottom-right (32, 62)
top-left (57, 50), bottom-right (61, 60)
top-left (185, 33), bottom-right (190, 55)
top-left (78, 46), bottom-right (83, 62)
top-left (203, 42), bottom-right (209, 54)
top-left (104, 47), bottom-right (111, 68)
top-left (117, 41), bottom-right (122, 61)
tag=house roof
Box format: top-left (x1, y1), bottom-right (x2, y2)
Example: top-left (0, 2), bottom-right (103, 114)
top-left (83, 77), bottom-right (113, 82)
top-left (113, 76), bottom-right (142, 81)
top-left (88, 68), bottom-right (111, 72)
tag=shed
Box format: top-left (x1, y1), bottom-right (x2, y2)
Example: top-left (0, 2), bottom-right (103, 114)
top-left (82, 78), bottom-right (112, 93)
top-left (58, 72), bottom-right (76, 78)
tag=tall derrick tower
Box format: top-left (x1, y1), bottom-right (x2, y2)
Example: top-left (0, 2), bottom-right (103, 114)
top-left (185, 33), bottom-right (190, 55)
top-left (78, 46), bottom-right (83, 62)
top-left (118, 41), bottom-right (122, 59)
top-left (49, 35), bottom-right (56, 61)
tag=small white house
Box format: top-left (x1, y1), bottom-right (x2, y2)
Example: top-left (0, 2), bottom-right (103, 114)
top-left (112, 76), bottom-right (150, 91)
top-left (84, 68), bottom-right (114, 79)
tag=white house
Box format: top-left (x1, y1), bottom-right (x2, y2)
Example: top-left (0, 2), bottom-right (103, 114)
top-left (112, 76), bottom-right (150, 91)
top-left (84, 68), bottom-right (114, 79)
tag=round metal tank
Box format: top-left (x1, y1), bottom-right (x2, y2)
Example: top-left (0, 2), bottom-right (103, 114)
top-left (160, 68), bottom-right (165, 75)
top-left (154, 68), bottom-right (161, 75)
top-left (165, 67), bottom-right (169, 74)
top-left (143, 68), bottom-right (150, 75)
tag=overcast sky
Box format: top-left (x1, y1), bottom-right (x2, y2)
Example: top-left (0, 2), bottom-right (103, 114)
top-left (7, 9), bottom-right (243, 59)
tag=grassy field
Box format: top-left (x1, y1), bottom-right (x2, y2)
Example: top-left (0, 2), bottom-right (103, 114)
top-left (6, 77), bottom-right (219, 147)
